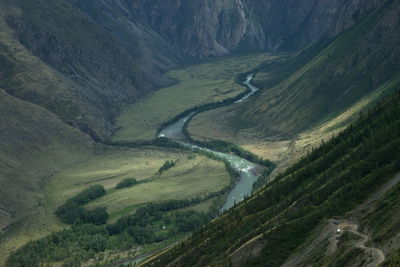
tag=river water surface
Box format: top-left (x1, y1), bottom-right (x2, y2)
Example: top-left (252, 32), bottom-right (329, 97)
top-left (158, 74), bottom-right (261, 212)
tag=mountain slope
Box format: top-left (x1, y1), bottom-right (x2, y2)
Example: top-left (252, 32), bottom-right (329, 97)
top-left (4, 0), bottom-right (181, 139)
top-left (0, 89), bottom-right (93, 231)
top-left (129, 0), bottom-right (384, 57)
top-left (0, 0), bottom-right (181, 233)
top-left (144, 86), bottom-right (400, 267)
top-left (187, 0), bottom-right (400, 167)
top-left (246, 0), bottom-right (400, 136)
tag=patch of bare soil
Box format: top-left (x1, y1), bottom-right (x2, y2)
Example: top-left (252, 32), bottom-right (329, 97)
top-left (332, 221), bottom-right (385, 267)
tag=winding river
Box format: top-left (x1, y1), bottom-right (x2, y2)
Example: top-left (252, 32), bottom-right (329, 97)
top-left (158, 74), bottom-right (261, 212)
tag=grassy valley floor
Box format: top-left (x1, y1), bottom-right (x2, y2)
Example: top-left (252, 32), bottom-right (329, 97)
top-left (0, 146), bottom-right (231, 265)
top-left (50, 148), bottom-right (231, 220)
top-left (111, 53), bottom-right (282, 142)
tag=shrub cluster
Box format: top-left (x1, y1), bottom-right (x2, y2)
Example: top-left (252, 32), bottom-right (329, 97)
top-left (8, 199), bottom-right (211, 266)
top-left (115, 178), bottom-right (138, 189)
top-left (158, 160), bottom-right (176, 174)
top-left (70, 185), bottom-right (106, 205)
top-left (55, 185), bottom-right (108, 225)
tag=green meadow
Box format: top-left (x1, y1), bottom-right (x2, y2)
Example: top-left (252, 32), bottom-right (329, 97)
top-left (46, 147), bottom-right (230, 220)
top-left (0, 146), bottom-right (231, 264)
top-left (112, 53), bottom-right (279, 142)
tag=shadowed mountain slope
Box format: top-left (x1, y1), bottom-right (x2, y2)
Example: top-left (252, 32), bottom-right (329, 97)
top-left (0, 0), bottom-right (181, 229)
top-left (5, 0), bottom-right (182, 139)
top-left (129, 0), bottom-right (384, 57)
top-left (0, 88), bottom-right (93, 230)
top-left (188, 0), bottom-right (400, 141)
top-left (245, 0), bottom-right (400, 136)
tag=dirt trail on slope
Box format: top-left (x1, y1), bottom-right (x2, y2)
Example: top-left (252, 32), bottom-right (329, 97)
top-left (282, 172), bottom-right (400, 267)
top-left (328, 173), bottom-right (400, 266)
top-left (331, 220), bottom-right (385, 266)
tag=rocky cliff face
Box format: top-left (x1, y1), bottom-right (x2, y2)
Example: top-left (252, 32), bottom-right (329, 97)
top-left (246, 0), bottom-right (385, 50)
top-left (127, 0), bottom-right (384, 57)
top-left (128, 0), bottom-right (265, 57)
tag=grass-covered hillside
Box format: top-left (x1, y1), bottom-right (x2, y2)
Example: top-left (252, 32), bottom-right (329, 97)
top-left (144, 87), bottom-right (400, 267)
top-left (188, 0), bottom-right (400, 174)
top-left (0, 88), bottom-right (93, 232)
top-left (3, 0), bottom-right (181, 140)
top-left (0, 0), bottom-right (181, 237)
top-left (247, 0), bottom-right (400, 136)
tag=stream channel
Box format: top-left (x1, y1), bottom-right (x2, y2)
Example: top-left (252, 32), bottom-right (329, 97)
top-left (158, 74), bottom-right (261, 212)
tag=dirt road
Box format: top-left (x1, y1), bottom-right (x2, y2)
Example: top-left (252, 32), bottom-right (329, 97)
top-left (332, 220), bottom-right (385, 266)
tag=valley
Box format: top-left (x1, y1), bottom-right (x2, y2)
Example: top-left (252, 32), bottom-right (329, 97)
top-left (4, 38), bottom-right (400, 267)
top-left (1, 0), bottom-right (400, 266)
top-left (112, 53), bottom-right (281, 142)
top-left (0, 53), bottom-right (283, 265)
top-left (188, 0), bottom-right (400, 175)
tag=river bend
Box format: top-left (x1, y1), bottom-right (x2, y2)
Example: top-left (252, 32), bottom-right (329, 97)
top-left (158, 74), bottom-right (260, 212)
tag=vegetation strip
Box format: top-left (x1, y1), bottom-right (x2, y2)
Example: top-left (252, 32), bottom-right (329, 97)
top-left (55, 185), bottom-right (108, 225)
top-left (7, 199), bottom-right (214, 266)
